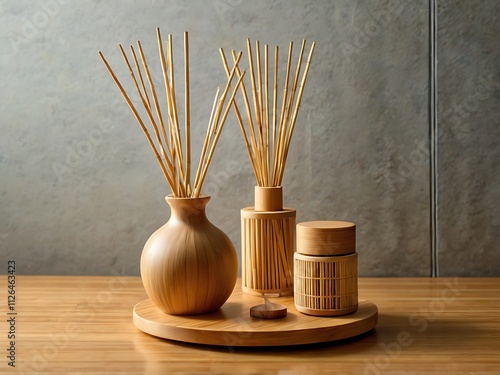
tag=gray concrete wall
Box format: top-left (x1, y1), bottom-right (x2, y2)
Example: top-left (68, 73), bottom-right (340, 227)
top-left (0, 0), bottom-right (497, 276)
top-left (437, 0), bottom-right (500, 276)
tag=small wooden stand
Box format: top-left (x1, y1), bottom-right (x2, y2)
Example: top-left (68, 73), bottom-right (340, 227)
top-left (250, 297), bottom-right (287, 319)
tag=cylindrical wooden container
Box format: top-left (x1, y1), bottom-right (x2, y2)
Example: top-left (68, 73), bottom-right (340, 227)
top-left (241, 186), bottom-right (296, 296)
top-left (294, 220), bottom-right (358, 316)
top-left (294, 252), bottom-right (358, 316)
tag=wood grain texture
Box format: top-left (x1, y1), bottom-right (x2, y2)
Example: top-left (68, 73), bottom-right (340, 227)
top-left (141, 196), bottom-right (238, 315)
top-left (133, 293), bottom-right (376, 346)
top-left (296, 220), bottom-right (356, 256)
top-left (4, 276), bottom-right (500, 374)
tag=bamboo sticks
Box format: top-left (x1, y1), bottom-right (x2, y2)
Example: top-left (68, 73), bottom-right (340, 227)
top-left (224, 38), bottom-right (315, 187)
top-left (99, 29), bottom-right (244, 197)
top-left (184, 32), bottom-right (191, 196)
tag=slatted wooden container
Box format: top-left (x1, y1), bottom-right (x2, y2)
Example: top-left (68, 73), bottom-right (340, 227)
top-left (294, 221), bottom-right (358, 316)
top-left (294, 252), bottom-right (358, 316)
top-left (241, 187), bottom-right (295, 296)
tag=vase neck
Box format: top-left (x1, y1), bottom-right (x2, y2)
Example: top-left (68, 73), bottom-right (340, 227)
top-left (255, 186), bottom-right (283, 211)
top-left (166, 196), bottom-right (210, 224)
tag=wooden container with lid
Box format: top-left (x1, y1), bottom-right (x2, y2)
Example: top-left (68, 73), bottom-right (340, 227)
top-left (294, 220), bottom-right (358, 316)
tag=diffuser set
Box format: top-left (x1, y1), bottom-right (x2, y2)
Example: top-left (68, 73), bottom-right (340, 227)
top-left (100, 29), bottom-right (377, 346)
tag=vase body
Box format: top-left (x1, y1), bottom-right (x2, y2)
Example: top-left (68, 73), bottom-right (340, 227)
top-left (141, 195), bottom-right (238, 315)
top-left (241, 186), bottom-right (296, 296)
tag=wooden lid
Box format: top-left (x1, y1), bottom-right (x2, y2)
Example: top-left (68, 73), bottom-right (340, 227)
top-left (296, 221), bottom-right (356, 255)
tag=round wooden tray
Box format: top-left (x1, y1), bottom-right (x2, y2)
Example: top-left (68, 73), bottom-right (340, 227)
top-left (133, 284), bottom-right (377, 346)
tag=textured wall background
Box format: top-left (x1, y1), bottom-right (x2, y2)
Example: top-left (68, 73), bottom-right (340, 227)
top-left (437, 0), bottom-right (500, 276)
top-left (0, 0), bottom-right (497, 276)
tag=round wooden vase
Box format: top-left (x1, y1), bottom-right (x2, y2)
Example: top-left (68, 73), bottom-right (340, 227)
top-left (140, 195), bottom-right (238, 315)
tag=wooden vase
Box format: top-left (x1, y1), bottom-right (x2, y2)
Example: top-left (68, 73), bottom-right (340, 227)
top-left (140, 195), bottom-right (238, 315)
top-left (241, 186), bottom-right (296, 296)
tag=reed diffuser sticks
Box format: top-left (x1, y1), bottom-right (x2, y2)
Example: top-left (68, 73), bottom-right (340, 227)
top-left (98, 29), bottom-right (245, 197)
top-left (220, 39), bottom-right (315, 187)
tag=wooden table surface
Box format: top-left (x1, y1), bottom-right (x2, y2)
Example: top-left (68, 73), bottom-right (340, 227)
top-left (2, 276), bottom-right (499, 374)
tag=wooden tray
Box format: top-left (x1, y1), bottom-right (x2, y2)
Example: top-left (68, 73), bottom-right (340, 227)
top-left (133, 285), bottom-right (377, 346)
